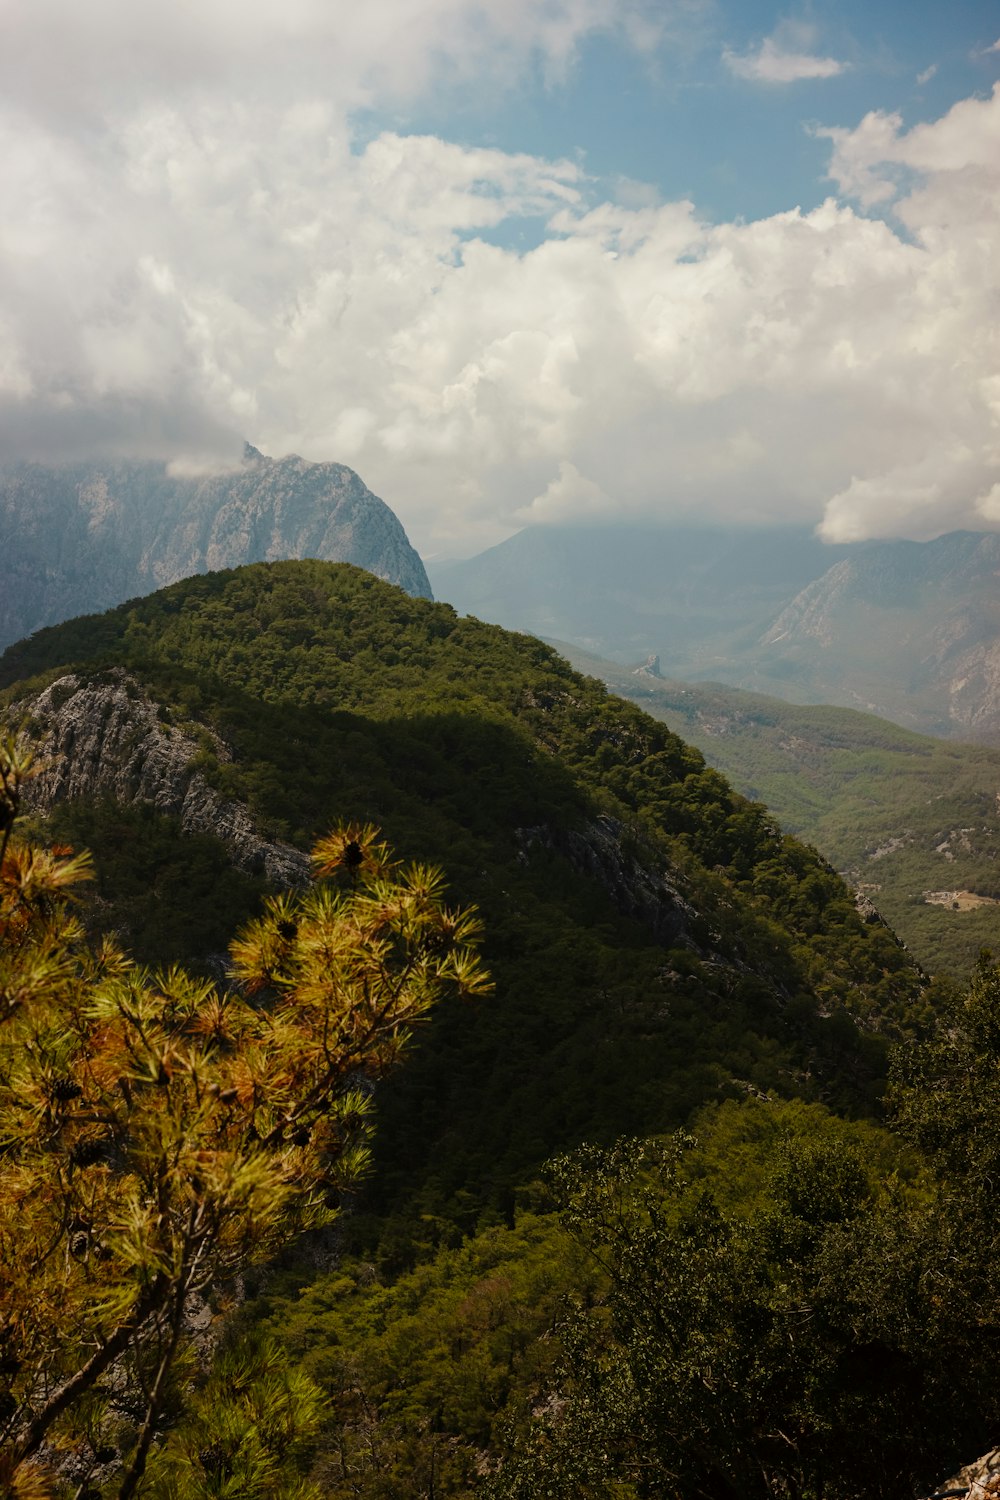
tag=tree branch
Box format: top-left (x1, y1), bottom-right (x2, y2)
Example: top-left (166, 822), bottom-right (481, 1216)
top-left (8, 1274), bottom-right (167, 1468)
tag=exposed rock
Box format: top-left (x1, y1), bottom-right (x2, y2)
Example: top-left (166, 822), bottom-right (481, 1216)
top-left (13, 672), bottom-right (309, 886)
top-left (852, 889), bottom-right (911, 954)
top-left (633, 654), bottom-right (663, 679)
top-left (0, 446), bottom-right (431, 650)
top-left (516, 814), bottom-right (695, 947)
top-left (853, 890), bottom-right (883, 924)
top-left (929, 1447), bottom-right (1000, 1499)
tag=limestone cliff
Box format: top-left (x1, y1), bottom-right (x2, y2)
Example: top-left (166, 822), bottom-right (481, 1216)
top-left (0, 446), bottom-right (431, 649)
top-left (16, 671), bottom-right (308, 886)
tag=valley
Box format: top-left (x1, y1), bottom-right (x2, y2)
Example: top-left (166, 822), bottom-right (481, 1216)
top-left (555, 646), bottom-right (1000, 979)
top-left (431, 524), bottom-right (1000, 743)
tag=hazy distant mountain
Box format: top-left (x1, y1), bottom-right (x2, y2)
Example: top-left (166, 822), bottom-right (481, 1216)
top-left (753, 531), bottom-right (1000, 740)
top-left (430, 523), bottom-right (851, 666)
top-left (557, 639), bottom-right (1000, 979)
top-left (430, 524), bottom-right (1000, 742)
top-left (0, 445), bottom-right (430, 648)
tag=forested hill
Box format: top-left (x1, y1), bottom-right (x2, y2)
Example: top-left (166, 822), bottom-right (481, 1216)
top-left (3, 561), bottom-right (990, 1499)
top-left (2, 561), bottom-right (922, 1210)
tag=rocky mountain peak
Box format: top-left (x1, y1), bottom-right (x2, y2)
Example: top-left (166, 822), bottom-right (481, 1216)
top-left (0, 448), bottom-right (431, 650)
top-left (633, 653), bottom-right (664, 679)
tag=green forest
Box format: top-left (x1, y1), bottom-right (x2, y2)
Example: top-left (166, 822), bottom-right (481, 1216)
top-left (1, 561), bottom-right (997, 1498)
top-left (568, 651), bottom-right (1000, 980)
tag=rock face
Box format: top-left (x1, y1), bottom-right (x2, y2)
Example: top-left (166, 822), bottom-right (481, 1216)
top-left (933, 1448), bottom-right (1000, 1499)
top-left (633, 654), bottom-right (663, 680)
top-left (0, 445), bottom-right (431, 649)
top-left (16, 672), bottom-right (308, 886)
top-left (756, 532), bottom-right (1000, 740)
top-left (516, 815), bottom-right (695, 948)
top-left (15, 672), bottom-right (701, 951)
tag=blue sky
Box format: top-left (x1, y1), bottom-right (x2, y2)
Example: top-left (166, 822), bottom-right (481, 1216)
top-left (368, 1), bottom-right (1000, 228)
top-left (2, 0), bottom-right (999, 556)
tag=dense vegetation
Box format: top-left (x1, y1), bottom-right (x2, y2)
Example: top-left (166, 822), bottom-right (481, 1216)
top-left (1, 564), bottom-right (927, 1215)
top-left (5, 561), bottom-right (991, 1496)
top-left (0, 734), bottom-right (488, 1497)
top-left (567, 651), bottom-right (1000, 978)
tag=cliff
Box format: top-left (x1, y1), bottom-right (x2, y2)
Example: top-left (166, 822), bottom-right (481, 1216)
top-left (0, 446), bottom-right (431, 648)
top-left (18, 670), bottom-right (308, 887)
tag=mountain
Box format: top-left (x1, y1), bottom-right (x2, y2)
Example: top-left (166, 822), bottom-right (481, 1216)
top-left (4, 561), bottom-right (992, 1499)
top-left (0, 560), bottom-right (924, 1214)
top-left (430, 522), bottom-right (851, 667)
top-left (430, 524), bottom-right (1000, 742)
top-left (754, 531), bottom-right (1000, 740)
top-left (558, 642), bottom-right (1000, 979)
top-left (0, 445), bottom-right (430, 649)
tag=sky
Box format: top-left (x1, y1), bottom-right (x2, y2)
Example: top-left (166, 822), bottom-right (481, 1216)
top-left (1, 0), bottom-right (999, 559)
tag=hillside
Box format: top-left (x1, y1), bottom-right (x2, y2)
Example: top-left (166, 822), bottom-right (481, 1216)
top-left (0, 446), bottom-right (430, 649)
top-left (557, 643), bottom-right (1000, 978)
top-left (0, 562), bottom-right (926, 1217)
top-left (431, 524), bottom-right (1000, 742)
top-left (6, 562), bottom-right (1000, 1499)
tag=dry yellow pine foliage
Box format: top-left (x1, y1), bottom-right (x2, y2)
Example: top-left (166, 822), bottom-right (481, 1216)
top-left (0, 732), bottom-right (490, 1498)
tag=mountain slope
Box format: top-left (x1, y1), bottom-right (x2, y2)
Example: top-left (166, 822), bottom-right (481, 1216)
top-left (431, 524), bottom-right (1000, 742)
top-left (0, 561), bottom-right (924, 1225)
top-left (430, 522), bottom-right (850, 666)
top-left (4, 561), bottom-right (968, 1499)
top-left (558, 642), bottom-right (1000, 977)
top-left (0, 446), bottom-right (430, 649)
top-left (756, 531), bottom-right (1000, 739)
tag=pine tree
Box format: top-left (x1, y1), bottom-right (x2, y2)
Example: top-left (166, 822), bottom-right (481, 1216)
top-left (0, 733), bottom-right (490, 1497)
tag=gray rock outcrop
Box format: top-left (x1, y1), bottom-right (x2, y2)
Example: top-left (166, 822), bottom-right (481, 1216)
top-left (15, 671), bottom-right (308, 886)
top-left (516, 814), bottom-right (695, 947)
top-left (0, 446), bottom-right (431, 650)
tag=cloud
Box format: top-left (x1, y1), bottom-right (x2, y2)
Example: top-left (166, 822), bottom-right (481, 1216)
top-left (818, 83), bottom-right (1000, 204)
top-left (0, 0), bottom-right (620, 471)
top-left (1, 0), bottom-right (659, 127)
top-left (0, 3), bottom-right (998, 557)
top-left (723, 20), bottom-right (846, 84)
top-left (515, 460), bottom-right (613, 524)
top-left (916, 64), bottom-right (937, 85)
top-left (723, 38), bottom-right (845, 83)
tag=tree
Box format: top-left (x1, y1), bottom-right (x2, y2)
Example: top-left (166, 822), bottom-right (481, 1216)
top-left (889, 951), bottom-right (1000, 1188)
top-left (0, 731), bottom-right (490, 1498)
top-left (486, 1123), bottom-right (1000, 1500)
top-left (142, 1332), bottom-right (326, 1500)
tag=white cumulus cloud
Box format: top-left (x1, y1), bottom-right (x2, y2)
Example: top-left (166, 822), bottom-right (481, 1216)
top-left (723, 21), bottom-right (846, 84)
top-left (0, 1), bottom-right (998, 558)
top-left (723, 38), bottom-right (846, 84)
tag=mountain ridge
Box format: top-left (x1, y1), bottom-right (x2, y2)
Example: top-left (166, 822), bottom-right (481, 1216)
top-left (431, 523), bottom-right (1000, 742)
top-left (0, 446), bottom-right (430, 649)
top-left (0, 560), bottom-right (923, 1196)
